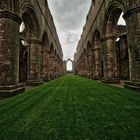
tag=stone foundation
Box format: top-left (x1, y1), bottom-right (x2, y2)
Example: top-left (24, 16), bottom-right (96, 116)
top-left (125, 81), bottom-right (140, 91)
top-left (26, 80), bottom-right (43, 86)
top-left (0, 83), bottom-right (25, 98)
top-left (102, 78), bottom-right (120, 84)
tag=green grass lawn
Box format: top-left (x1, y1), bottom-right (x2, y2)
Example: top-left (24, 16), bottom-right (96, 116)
top-left (0, 74), bottom-right (140, 140)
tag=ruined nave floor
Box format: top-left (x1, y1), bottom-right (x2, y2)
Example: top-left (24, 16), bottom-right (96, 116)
top-left (0, 75), bottom-right (140, 140)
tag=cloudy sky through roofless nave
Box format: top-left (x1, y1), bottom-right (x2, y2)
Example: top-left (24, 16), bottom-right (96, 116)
top-left (48, 0), bottom-right (91, 60)
top-left (48, 0), bottom-right (126, 70)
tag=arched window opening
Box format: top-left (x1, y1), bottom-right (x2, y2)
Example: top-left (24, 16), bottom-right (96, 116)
top-left (117, 12), bottom-right (126, 26)
top-left (116, 37), bottom-right (120, 42)
top-left (105, 6), bottom-right (129, 81)
top-left (66, 61), bottom-right (73, 71)
top-left (19, 8), bottom-right (39, 83)
top-left (116, 12), bottom-right (129, 80)
top-left (19, 21), bottom-right (28, 83)
top-left (20, 22), bottom-right (25, 32)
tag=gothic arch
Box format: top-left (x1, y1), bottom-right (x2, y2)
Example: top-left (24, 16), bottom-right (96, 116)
top-left (66, 58), bottom-right (73, 63)
top-left (65, 59), bottom-right (73, 73)
top-left (92, 30), bottom-right (102, 51)
top-left (103, 1), bottom-right (127, 35)
top-left (103, 1), bottom-right (129, 81)
top-left (42, 31), bottom-right (49, 48)
top-left (21, 4), bottom-right (40, 38)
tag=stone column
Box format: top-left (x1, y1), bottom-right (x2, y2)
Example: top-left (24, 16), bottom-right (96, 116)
top-left (48, 54), bottom-right (55, 80)
top-left (54, 56), bottom-right (57, 78)
top-left (88, 53), bottom-right (92, 78)
top-left (84, 55), bottom-right (88, 77)
top-left (86, 54), bottom-right (90, 77)
top-left (124, 7), bottom-right (140, 90)
top-left (27, 39), bottom-right (43, 86)
top-left (94, 47), bottom-right (101, 79)
top-left (81, 59), bottom-right (84, 76)
top-left (41, 47), bottom-right (49, 82)
top-left (91, 48), bottom-right (95, 79)
top-left (102, 36), bottom-right (118, 83)
top-left (0, 11), bottom-right (25, 97)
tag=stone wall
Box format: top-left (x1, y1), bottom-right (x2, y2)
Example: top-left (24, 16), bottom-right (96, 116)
top-left (74, 0), bottom-right (140, 90)
top-left (0, 0), bottom-right (64, 96)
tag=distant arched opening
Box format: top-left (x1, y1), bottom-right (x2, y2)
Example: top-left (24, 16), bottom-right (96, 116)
top-left (66, 59), bottom-right (73, 73)
top-left (67, 61), bottom-right (72, 71)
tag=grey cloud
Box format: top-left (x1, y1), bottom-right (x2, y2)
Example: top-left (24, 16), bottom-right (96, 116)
top-left (48, 0), bottom-right (91, 60)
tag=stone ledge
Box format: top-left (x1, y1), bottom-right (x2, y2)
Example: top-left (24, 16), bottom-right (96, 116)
top-left (124, 81), bottom-right (140, 91)
top-left (0, 83), bottom-right (25, 98)
top-left (102, 78), bottom-right (120, 84)
top-left (26, 80), bottom-right (43, 86)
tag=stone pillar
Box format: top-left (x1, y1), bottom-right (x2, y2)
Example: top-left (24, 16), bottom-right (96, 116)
top-left (88, 53), bottom-right (92, 78)
top-left (84, 55), bottom-right (88, 77)
top-left (102, 36), bottom-right (118, 83)
top-left (54, 56), bottom-right (57, 78)
top-left (48, 54), bottom-right (55, 80)
top-left (91, 48), bottom-right (95, 79)
top-left (86, 54), bottom-right (90, 77)
top-left (94, 47), bottom-right (101, 79)
top-left (41, 47), bottom-right (49, 82)
top-left (0, 11), bottom-right (25, 97)
top-left (27, 39), bottom-right (43, 86)
top-left (81, 59), bottom-right (84, 76)
top-left (124, 7), bottom-right (140, 90)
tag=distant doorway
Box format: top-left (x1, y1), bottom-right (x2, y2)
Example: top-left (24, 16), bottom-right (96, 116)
top-left (65, 59), bottom-right (73, 73)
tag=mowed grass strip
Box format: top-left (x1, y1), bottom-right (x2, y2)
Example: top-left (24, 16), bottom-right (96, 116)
top-left (0, 74), bottom-right (140, 140)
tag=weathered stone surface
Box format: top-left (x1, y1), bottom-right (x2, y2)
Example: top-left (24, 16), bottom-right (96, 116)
top-left (0, 83), bottom-right (25, 98)
top-left (0, 0), bottom-right (64, 97)
top-left (74, 0), bottom-right (140, 90)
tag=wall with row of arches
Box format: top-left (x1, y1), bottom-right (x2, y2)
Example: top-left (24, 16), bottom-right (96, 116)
top-left (0, 0), bottom-right (64, 96)
top-left (74, 0), bottom-right (140, 90)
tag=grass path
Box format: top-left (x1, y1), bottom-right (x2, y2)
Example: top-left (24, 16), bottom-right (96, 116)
top-left (0, 74), bottom-right (140, 140)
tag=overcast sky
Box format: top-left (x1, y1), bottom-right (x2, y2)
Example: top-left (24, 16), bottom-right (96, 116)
top-left (48, 0), bottom-right (91, 61)
top-left (47, 0), bottom-right (125, 70)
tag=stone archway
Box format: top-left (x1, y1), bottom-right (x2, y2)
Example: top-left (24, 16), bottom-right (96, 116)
top-left (103, 2), bottom-right (129, 83)
top-left (64, 59), bottom-right (73, 73)
top-left (20, 5), bottom-right (42, 86)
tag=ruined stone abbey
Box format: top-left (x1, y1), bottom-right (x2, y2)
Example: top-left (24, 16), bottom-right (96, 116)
top-left (73, 0), bottom-right (140, 90)
top-left (0, 0), bottom-right (64, 96)
top-left (0, 0), bottom-right (140, 97)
